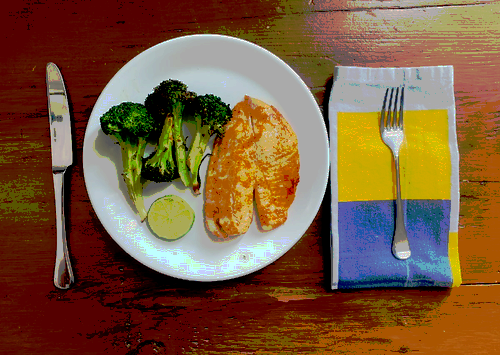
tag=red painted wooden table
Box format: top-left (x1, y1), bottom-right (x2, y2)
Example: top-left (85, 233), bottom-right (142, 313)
top-left (1, 1), bottom-right (499, 353)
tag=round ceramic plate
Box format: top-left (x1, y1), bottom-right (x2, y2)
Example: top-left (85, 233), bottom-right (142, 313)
top-left (83, 34), bottom-right (329, 281)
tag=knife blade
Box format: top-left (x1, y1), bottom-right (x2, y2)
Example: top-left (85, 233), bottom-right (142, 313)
top-left (46, 62), bottom-right (74, 289)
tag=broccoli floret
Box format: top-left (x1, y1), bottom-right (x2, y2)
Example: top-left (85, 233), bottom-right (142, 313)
top-left (141, 114), bottom-right (180, 183)
top-left (100, 102), bottom-right (157, 221)
top-left (144, 79), bottom-right (196, 187)
top-left (186, 94), bottom-right (232, 194)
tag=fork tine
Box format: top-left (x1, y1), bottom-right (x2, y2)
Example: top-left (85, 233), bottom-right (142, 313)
top-left (380, 87), bottom-right (390, 134)
top-left (399, 85), bottom-right (405, 129)
top-left (387, 88), bottom-right (395, 127)
top-left (393, 87), bottom-right (399, 128)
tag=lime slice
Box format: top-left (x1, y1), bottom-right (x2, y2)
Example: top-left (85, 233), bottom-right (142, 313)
top-left (147, 195), bottom-right (195, 240)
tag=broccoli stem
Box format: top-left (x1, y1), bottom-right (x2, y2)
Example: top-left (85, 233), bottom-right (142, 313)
top-left (158, 115), bottom-right (174, 150)
top-left (187, 125), bottom-right (211, 194)
top-left (153, 115), bottom-right (176, 169)
top-left (121, 138), bottom-right (148, 221)
top-left (171, 103), bottom-right (191, 187)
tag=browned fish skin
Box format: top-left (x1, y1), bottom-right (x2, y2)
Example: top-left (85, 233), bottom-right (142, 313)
top-left (204, 101), bottom-right (257, 238)
top-left (246, 96), bottom-right (300, 231)
top-left (204, 96), bottom-right (300, 238)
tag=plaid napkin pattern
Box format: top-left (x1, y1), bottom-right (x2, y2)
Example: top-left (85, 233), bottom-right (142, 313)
top-left (329, 66), bottom-right (461, 289)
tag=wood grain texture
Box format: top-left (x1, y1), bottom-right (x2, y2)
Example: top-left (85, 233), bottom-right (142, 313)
top-left (1, 0), bottom-right (500, 354)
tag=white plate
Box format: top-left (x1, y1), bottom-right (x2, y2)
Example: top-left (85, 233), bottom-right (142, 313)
top-left (83, 34), bottom-right (329, 281)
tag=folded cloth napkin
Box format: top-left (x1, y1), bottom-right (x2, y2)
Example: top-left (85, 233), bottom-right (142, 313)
top-left (329, 66), bottom-right (462, 289)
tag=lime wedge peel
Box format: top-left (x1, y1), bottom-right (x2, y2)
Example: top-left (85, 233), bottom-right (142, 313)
top-left (147, 195), bottom-right (195, 241)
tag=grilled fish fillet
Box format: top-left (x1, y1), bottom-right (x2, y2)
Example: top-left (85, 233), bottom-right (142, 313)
top-left (247, 96), bottom-right (300, 231)
top-left (204, 100), bottom-right (257, 238)
top-left (204, 95), bottom-right (300, 238)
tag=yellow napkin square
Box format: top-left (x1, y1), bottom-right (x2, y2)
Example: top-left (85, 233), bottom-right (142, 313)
top-left (338, 110), bottom-right (451, 202)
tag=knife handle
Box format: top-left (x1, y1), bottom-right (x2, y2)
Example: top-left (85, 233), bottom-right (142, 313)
top-left (53, 171), bottom-right (75, 289)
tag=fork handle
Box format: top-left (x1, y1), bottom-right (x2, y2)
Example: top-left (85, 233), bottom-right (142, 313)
top-left (393, 156), bottom-right (411, 260)
top-left (53, 171), bottom-right (74, 289)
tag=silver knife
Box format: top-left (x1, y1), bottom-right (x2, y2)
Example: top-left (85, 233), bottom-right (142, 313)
top-left (46, 62), bottom-right (75, 289)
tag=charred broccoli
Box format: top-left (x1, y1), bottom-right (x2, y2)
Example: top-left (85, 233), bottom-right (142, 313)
top-left (186, 94), bottom-right (232, 194)
top-left (144, 79), bottom-right (196, 186)
top-left (141, 113), bottom-right (179, 183)
top-left (99, 102), bottom-right (157, 221)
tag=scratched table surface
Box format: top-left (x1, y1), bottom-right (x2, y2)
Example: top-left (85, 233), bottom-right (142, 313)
top-left (1, 0), bottom-right (500, 354)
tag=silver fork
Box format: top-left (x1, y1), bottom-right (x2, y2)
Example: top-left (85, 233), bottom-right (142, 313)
top-left (380, 86), bottom-right (411, 260)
